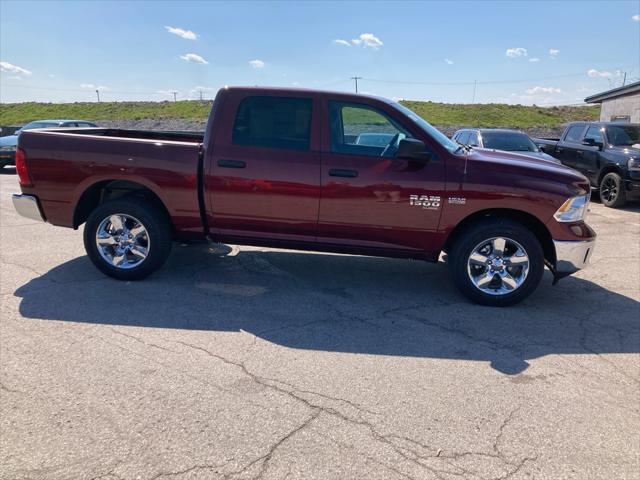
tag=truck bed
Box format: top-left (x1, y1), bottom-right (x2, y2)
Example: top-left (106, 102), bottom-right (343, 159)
top-left (34, 128), bottom-right (204, 144)
top-left (17, 128), bottom-right (205, 233)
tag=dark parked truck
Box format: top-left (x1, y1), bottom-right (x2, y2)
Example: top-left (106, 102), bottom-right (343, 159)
top-left (12, 87), bottom-right (596, 306)
top-left (534, 122), bottom-right (640, 207)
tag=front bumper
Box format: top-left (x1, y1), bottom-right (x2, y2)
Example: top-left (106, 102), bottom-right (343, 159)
top-left (12, 194), bottom-right (45, 222)
top-left (553, 239), bottom-right (596, 276)
top-left (0, 150), bottom-right (16, 165)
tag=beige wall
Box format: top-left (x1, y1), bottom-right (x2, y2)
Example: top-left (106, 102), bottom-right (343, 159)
top-left (599, 92), bottom-right (640, 123)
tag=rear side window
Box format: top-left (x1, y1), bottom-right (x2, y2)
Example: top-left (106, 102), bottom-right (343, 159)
top-left (232, 96), bottom-right (312, 150)
top-left (564, 125), bottom-right (585, 143)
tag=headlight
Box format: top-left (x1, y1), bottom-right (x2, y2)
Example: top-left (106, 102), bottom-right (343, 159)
top-left (0, 145), bottom-right (16, 151)
top-left (554, 193), bottom-right (590, 222)
top-left (629, 158), bottom-right (640, 172)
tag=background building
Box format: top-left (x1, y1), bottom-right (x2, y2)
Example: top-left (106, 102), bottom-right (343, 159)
top-left (585, 81), bottom-right (640, 123)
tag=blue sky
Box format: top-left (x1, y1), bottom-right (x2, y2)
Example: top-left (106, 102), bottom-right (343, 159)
top-left (1, 0), bottom-right (639, 105)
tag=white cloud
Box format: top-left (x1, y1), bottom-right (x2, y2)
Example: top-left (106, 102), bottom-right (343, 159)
top-left (48, 73), bottom-right (55, 78)
top-left (587, 68), bottom-right (621, 78)
top-left (333, 39), bottom-right (351, 47)
top-left (632, 14), bottom-right (640, 21)
top-left (351, 33), bottom-right (383, 49)
top-left (180, 53), bottom-right (208, 64)
top-left (506, 47), bottom-right (528, 58)
top-left (165, 26), bottom-right (197, 40)
top-left (444, 58), bottom-right (453, 65)
top-left (248, 59), bottom-right (265, 69)
top-left (156, 89), bottom-right (178, 95)
top-left (80, 84), bottom-right (109, 91)
top-left (0, 61), bottom-right (32, 75)
top-left (529, 57), bottom-right (540, 63)
top-left (525, 86), bottom-right (562, 94)
top-left (549, 48), bottom-right (560, 59)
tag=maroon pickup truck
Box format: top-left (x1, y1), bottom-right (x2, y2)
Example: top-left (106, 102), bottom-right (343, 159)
top-left (12, 87), bottom-right (596, 306)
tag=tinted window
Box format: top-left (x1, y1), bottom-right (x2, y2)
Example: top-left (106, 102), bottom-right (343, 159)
top-left (329, 101), bottom-right (409, 157)
top-left (481, 132), bottom-right (538, 152)
top-left (583, 126), bottom-right (604, 144)
top-left (232, 96), bottom-right (312, 150)
top-left (564, 125), bottom-right (585, 143)
top-left (467, 132), bottom-right (480, 146)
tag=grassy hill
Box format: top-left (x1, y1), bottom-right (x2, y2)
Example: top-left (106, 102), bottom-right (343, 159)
top-left (0, 99), bottom-right (600, 129)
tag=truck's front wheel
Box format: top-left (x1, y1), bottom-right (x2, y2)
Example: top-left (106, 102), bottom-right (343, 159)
top-left (449, 219), bottom-right (544, 306)
top-left (599, 172), bottom-right (627, 208)
top-left (83, 198), bottom-right (172, 280)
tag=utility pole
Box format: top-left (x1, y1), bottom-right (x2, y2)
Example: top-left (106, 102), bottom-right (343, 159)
top-left (471, 80), bottom-right (477, 104)
top-left (199, 90), bottom-right (204, 102)
top-left (95, 89), bottom-right (100, 102)
top-left (350, 76), bottom-right (362, 93)
top-left (172, 91), bottom-right (177, 102)
top-left (622, 72), bottom-right (627, 86)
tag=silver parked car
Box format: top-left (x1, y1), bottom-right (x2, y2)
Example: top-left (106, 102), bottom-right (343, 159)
top-left (452, 128), bottom-right (560, 163)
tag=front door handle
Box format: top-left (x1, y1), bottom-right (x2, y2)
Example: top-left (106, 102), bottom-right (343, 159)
top-left (218, 159), bottom-right (246, 169)
top-left (329, 168), bottom-right (358, 178)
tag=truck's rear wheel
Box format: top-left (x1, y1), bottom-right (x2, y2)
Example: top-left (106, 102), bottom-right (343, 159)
top-left (599, 172), bottom-right (627, 208)
top-left (449, 219), bottom-right (544, 307)
top-left (83, 198), bottom-right (172, 280)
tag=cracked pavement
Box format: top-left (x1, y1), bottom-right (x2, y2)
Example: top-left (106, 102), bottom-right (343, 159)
top-left (1, 170), bottom-right (639, 479)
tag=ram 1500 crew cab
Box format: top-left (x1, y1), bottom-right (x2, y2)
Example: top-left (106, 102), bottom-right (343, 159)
top-left (534, 122), bottom-right (640, 208)
top-left (12, 87), bottom-right (596, 306)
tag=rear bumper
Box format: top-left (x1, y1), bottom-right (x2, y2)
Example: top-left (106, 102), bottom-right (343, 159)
top-left (12, 194), bottom-right (45, 222)
top-left (553, 239), bottom-right (596, 275)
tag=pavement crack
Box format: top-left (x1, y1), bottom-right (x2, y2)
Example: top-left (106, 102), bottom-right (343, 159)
top-left (109, 327), bottom-right (174, 352)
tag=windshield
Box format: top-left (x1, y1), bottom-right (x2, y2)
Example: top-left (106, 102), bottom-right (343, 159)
top-left (606, 125), bottom-right (640, 147)
top-left (481, 132), bottom-right (538, 152)
top-left (21, 121), bottom-right (59, 131)
top-left (391, 102), bottom-right (460, 154)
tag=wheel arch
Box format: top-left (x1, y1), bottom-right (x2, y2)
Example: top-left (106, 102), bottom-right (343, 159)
top-left (443, 208), bottom-right (555, 264)
top-left (597, 164), bottom-right (624, 186)
top-left (73, 179), bottom-right (173, 232)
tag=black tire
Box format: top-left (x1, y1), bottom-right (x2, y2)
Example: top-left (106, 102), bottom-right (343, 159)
top-left (599, 172), bottom-right (627, 208)
top-left (83, 197), bottom-right (172, 280)
top-left (448, 218), bottom-right (545, 307)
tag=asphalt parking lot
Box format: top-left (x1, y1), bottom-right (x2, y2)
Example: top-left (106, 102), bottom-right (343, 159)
top-left (1, 169), bottom-right (638, 480)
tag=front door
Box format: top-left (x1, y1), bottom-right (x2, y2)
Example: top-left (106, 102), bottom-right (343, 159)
top-left (208, 94), bottom-right (321, 240)
top-left (318, 100), bottom-right (445, 253)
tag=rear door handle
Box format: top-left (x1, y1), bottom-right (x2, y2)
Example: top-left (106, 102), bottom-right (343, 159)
top-left (218, 159), bottom-right (246, 169)
top-left (329, 168), bottom-right (358, 178)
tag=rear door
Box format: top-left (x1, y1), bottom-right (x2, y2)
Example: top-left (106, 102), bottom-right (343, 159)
top-left (556, 124), bottom-right (586, 168)
top-left (318, 98), bottom-right (445, 252)
top-left (577, 125), bottom-right (604, 183)
top-left (207, 93), bottom-right (321, 240)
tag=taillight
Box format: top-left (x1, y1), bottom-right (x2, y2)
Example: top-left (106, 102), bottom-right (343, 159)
top-left (15, 148), bottom-right (33, 187)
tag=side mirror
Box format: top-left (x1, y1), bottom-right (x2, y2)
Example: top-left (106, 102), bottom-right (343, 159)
top-left (583, 138), bottom-right (603, 150)
top-left (397, 138), bottom-right (431, 162)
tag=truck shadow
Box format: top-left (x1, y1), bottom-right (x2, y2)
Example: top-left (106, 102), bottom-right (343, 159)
top-left (14, 244), bottom-right (640, 375)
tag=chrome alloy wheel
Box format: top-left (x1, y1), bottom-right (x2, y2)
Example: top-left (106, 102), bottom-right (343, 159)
top-left (95, 214), bottom-right (150, 269)
top-left (467, 237), bottom-right (529, 296)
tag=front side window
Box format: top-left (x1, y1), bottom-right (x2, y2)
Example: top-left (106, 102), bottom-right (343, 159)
top-left (232, 96), bottom-right (312, 150)
top-left (467, 132), bottom-right (480, 147)
top-left (564, 125), bottom-right (585, 143)
top-left (329, 101), bottom-right (410, 157)
top-left (583, 126), bottom-right (604, 144)
top-left (457, 131), bottom-right (470, 145)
